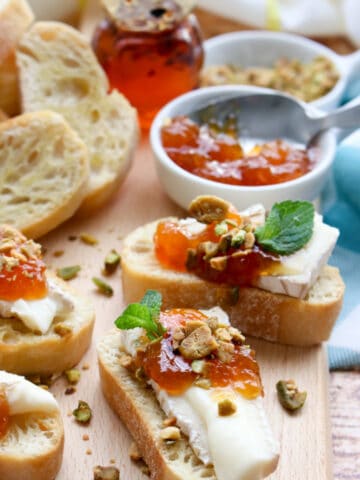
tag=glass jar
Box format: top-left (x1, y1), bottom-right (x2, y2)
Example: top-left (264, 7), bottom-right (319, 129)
top-left (92, 0), bottom-right (204, 129)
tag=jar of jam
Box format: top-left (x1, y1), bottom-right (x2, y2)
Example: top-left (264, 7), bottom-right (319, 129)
top-left (92, 0), bottom-right (204, 129)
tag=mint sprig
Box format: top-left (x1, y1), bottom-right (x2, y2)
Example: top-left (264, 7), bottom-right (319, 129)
top-left (255, 200), bottom-right (315, 255)
top-left (115, 290), bottom-right (166, 341)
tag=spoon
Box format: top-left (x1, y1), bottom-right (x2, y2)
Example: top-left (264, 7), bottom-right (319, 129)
top-left (187, 91), bottom-right (360, 146)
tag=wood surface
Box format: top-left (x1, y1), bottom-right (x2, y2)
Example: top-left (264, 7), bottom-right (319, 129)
top-left (42, 139), bottom-right (330, 480)
top-left (42, 1), bottom-right (359, 479)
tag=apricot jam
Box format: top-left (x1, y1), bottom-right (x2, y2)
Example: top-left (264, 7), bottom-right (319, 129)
top-left (0, 388), bottom-right (10, 439)
top-left (137, 309), bottom-right (262, 399)
top-left (92, 1), bottom-right (203, 129)
top-left (161, 116), bottom-right (317, 185)
top-left (0, 226), bottom-right (47, 301)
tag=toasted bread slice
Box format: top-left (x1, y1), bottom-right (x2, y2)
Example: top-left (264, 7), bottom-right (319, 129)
top-left (0, 110), bottom-right (89, 239)
top-left (0, 410), bottom-right (64, 480)
top-left (0, 274), bottom-right (95, 376)
top-left (17, 21), bottom-right (139, 215)
top-left (121, 220), bottom-right (345, 346)
top-left (98, 330), bottom-right (217, 480)
top-left (0, 0), bottom-right (34, 115)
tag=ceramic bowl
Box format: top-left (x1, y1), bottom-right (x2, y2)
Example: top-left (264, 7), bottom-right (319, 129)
top-left (150, 85), bottom-right (337, 211)
top-left (202, 31), bottom-right (360, 111)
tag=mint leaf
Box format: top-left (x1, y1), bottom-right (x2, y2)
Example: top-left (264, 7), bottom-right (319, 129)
top-left (254, 201), bottom-right (315, 255)
top-left (140, 290), bottom-right (162, 319)
top-left (115, 290), bottom-right (165, 340)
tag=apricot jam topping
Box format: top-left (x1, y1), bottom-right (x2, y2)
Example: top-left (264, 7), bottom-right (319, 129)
top-left (0, 225), bottom-right (47, 301)
top-left (161, 116), bottom-right (317, 186)
top-left (136, 308), bottom-right (262, 399)
top-left (0, 388), bottom-right (10, 439)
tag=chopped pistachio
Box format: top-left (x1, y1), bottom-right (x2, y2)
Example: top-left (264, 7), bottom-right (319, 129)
top-left (188, 195), bottom-right (230, 224)
top-left (209, 255), bottom-right (227, 272)
top-left (160, 426), bottom-right (181, 441)
top-left (104, 250), bottom-right (121, 274)
top-left (54, 323), bottom-right (72, 337)
top-left (191, 359), bottom-right (206, 374)
top-left (214, 221), bottom-right (228, 237)
top-left (64, 368), bottom-right (81, 385)
top-left (92, 277), bottom-right (114, 297)
top-left (72, 400), bottom-right (92, 424)
top-left (276, 380), bottom-right (307, 411)
top-left (194, 377), bottom-right (212, 389)
top-left (93, 466), bottom-right (120, 480)
top-left (80, 233), bottom-right (98, 246)
top-left (56, 265), bottom-right (81, 281)
top-left (231, 229), bottom-right (246, 247)
top-left (218, 398), bottom-right (237, 416)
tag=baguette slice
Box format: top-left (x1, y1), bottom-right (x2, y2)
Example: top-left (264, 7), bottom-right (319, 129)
top-left (0, 410), bottom-right (64, 480)
top-left (0, 0), bottom-right (34, 115)
top-left (0, 110), bottom-right (89, 239)
top-left (98, 330), bottom-right (216, 480)
top-left (0, 274), bottom-right (95, 376)
top-left (17, 21), bottom-right (139, 215)
top-left (121, 220), bottom-right (345, 346)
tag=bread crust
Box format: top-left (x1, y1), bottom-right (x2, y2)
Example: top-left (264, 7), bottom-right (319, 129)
top-left (0, 0), bottom-right (34, 115)
top-left (0, 275), bottom-right (95, 375)
top-left (17, 22), bottom-right (139, 215)
top-left (0, 110), bottom-right (90, 239)
top-left (0, 411), bottom-right (64, 480)
top-left (121, 220), bottom-right (345, 346)
top-left (98, 330), bottom-right (216, 480)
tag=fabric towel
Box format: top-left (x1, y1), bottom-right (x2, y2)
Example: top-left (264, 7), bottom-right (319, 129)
top-left (323, 130), bottom-right (360, 369)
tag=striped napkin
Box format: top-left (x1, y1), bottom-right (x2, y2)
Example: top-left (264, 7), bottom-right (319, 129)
top-left (322, 130), bottom-right (360, 369)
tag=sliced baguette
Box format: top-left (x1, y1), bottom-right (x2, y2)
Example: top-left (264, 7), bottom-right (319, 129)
top-left (0, 0), bottom-right (34, 115)
top-left (0, 274), bottom-right (95, 376)
top-left (0, 410), bottom-right (64, 480)
top-left (98, 330), bottom-right (216, 480)
top-left (121, 220), bottom-right (345, 346)
top-left (0, 110), bottom-right (89, 239)
top-left (17, 21), bottom-right (139, 215)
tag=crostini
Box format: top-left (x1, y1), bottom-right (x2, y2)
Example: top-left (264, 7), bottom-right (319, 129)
top-left (0, 224), bottom-right (94, 375)
top-left (121, 196), bottom-right (344, 346)
top-left (0, 370), bottom-right (64, 480)
top-left (98, 290), bottom-right (279, 480)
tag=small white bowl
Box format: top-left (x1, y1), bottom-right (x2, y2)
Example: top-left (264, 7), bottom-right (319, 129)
top-left (150, 85), bottom-right (337, 211)
top-left (203, 31), bottom-right (360, 111)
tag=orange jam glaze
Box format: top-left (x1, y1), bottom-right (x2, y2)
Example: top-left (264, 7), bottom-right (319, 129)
top-left (0, 234), bottom-right (47, 301)
top-left (137, 309), bottom-right (262, 399)
top-left (154, 209), bottom-right (241, 272)
top-left (161, 116), bottom-right (317, 186)
top-left (0, 389), bottom-right (10, 439)
top-left (154, 216), bottom-right (281, 285)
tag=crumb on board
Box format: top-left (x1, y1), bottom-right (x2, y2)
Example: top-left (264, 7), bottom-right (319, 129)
top-left (83, 434), bottom-right (90, 441)
top-left (65, 386), bottom-right (77, 395)
top-left (82, 363), bottom-right (90, 371)
top-left (86, 448), bottom-right (92, 455)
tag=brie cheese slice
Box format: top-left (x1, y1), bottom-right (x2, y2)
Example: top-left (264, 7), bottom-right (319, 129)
top-left (0, 278), bottom-right (74, 334)
top-left (122, 308), bottom-right (279, 480)
top-left (0, 371), bottom-right (58, 415)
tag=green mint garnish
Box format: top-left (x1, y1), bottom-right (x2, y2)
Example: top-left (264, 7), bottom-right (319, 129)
top-left (115, 290), bottom-right (166, 341)
top-left (254, 200), bottom-right (315, 255)
top-left (215, 221), bottom-right (228, 236)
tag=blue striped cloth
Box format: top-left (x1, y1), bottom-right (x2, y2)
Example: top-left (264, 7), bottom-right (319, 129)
top-left (322, 131), bottom-right (360, 369)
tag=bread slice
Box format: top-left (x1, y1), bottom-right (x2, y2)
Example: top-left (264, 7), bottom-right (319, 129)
top-left (17, 21), bottom-right (139, 215)
top-left (121, 220), bottom-right (345, 346)
top-left (0, 0), bottom-right (34, 115)
top-left (98, 330), bottom-right (216, 480)
top-left (0, 274), bottom-right (95, 376)
top-left (0, 110), bottom-right (89, 239)
top-left (0, 410), bottom-right (64, 480)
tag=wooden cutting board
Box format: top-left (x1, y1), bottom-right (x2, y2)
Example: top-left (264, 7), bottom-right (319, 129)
top-left (42, 139), bottom-right (333, 479)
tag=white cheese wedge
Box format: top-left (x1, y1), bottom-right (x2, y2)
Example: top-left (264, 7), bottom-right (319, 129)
top-left (180, 206), bottom-right (338, 299)
top-left (0, 278), bottom-right (74, 334)
top-left (122, 308), bottom-right (280, 480)
top-left (255, 213), bottom-right (339, 298)
top-left (0, 370), bottom-right (58, 415)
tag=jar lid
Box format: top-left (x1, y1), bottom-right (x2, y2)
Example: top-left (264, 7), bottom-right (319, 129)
top-left (101, 0), bottom-right (197, 32)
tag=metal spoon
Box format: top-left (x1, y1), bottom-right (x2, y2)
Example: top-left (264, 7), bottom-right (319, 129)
top-left (187, 91), bottom-right (360, 145)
